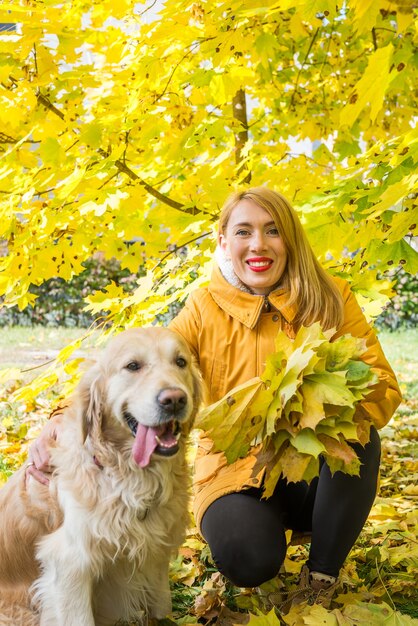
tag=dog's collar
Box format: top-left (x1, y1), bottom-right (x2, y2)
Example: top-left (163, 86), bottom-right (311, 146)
top-left (93, 455), bottom-right (104, 469)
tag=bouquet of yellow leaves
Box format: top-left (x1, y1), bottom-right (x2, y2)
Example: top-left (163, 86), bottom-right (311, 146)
top-left (196, 322), bottom-right (377, 497)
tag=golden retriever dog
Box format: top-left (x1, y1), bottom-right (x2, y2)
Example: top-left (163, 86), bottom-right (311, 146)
top-left (0, 327), bottom-right (202, 626)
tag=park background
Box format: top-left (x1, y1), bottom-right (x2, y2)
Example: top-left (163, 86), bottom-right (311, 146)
top-left (0, 0), bottom-right (417, 624)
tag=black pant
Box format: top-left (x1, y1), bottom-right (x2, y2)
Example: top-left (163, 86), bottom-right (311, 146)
top-left (201, 427), bottom-right (381, 587)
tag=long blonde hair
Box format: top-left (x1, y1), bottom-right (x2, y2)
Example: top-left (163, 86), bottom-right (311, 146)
top-left (218, 187), bottom-right (344, 331)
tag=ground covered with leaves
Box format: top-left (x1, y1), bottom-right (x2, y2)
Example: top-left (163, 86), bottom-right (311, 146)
top-left (0, 327), bottom-right (417, 625)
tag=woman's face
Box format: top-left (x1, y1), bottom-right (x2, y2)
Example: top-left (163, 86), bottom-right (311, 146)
top-left (219, 199), bottom-right (288, 295)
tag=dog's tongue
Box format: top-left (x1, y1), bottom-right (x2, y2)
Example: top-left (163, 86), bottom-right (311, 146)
top-left (132, 423), bottom-right (178, 468)
top-left (132, 424), bottom-right (161, 468)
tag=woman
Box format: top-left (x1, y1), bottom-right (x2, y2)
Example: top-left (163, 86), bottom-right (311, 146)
top-left (29, 187), bottom-right (401, 609)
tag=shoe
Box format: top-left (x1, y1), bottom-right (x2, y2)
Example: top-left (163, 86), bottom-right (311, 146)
top-left (255, 582), bottom-right (284, 612)
top-left (280, 564), bottom-right (339, 613)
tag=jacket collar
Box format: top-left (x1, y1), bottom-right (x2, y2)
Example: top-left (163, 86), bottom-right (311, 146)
top-left (209, 264), bottom-right (297, 330)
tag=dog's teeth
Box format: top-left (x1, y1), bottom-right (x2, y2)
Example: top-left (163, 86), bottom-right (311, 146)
top-left (155, 434), bottom-right (180, 448)
top-left (155, 435), bottom-right (173, 448)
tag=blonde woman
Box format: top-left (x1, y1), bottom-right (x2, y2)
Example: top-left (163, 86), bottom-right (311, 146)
top-left (29, 187), bottom-right (401, 609)
top-left (169, 187), bottom-right (400, 607)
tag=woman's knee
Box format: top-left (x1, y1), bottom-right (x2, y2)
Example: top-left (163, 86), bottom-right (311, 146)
top-left (208, 532), bottom-right (284, 587)
top-left (201, 493), bottom-right (286, 587)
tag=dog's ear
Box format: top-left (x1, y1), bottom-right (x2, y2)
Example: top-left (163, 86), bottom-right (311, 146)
top-left (77, 363), bottom-right (104, 442)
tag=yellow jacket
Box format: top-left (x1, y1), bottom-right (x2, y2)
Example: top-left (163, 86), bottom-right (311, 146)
top-left (169, 265), bottom-right (401, 529)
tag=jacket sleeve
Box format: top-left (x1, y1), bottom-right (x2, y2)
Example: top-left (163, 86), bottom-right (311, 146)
top-left (168, 291), bottom-right (201, 364)
top-left (332, 278), bottom-right (402, 429)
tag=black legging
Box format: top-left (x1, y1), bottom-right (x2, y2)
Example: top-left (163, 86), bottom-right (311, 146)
top-left (201, 426), bottom-right (381, 587)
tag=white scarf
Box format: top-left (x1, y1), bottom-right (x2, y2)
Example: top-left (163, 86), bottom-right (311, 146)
top-left (214, 245), bottom-right (253, 294)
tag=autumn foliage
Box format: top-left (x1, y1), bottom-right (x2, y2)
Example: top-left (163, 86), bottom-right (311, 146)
top-left (0, 0), bottom-right (416, 334)
top-left (198, 324), bottom-right (377, 495)
top-left (0, 2), bottom-right (417, 622)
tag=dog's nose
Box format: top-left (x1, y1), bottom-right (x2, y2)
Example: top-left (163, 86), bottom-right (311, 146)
top-left (157, 388), bottom-right (187, 414)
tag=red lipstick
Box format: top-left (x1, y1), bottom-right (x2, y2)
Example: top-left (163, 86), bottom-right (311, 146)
top-left (246, 257), bottom-right (273, 272)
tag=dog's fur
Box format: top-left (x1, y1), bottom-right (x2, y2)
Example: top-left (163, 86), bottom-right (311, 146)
top-left (0, 327), bottom-right (202, 626)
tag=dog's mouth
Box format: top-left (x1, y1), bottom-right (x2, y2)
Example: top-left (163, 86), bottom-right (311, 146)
top-left (124, 411), bottom-right (181, 468)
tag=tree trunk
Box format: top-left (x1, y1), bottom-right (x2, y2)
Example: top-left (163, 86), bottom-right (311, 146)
top-left (232, 89), bottom-right (251, 184)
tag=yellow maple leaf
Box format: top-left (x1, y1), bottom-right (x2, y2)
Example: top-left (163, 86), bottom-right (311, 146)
top-left (341, 44), bottom-right (395, 127)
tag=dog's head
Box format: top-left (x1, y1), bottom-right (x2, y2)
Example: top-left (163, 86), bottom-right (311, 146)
top-left (77, 327), bottom-right (202, 468)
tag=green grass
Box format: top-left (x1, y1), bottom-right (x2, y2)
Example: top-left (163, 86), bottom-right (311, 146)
top-left (0, 326), bottom-right (91, 351)
top-left (378, 328), bottom-right (418, 403)
top-left (0, 325), bottom-right (416, 356)
top-left (0, 326), bottom-right (84, 349)
top-left (0, 326), bottom-right (101, 371)
top-left (378, 327), bottom-right (418, 365)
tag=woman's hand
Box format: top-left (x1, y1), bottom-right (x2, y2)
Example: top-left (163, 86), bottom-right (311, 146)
top-left (26, 414), bottom-right (63, 485)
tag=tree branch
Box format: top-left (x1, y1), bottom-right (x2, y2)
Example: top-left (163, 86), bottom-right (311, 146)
top-left (32, 43), bottom-right (39, 77)
top-left (372, 27), bottom-right (378, 51)
top-left (37, 92), bottom-right (65, 120)
top-left (154, 38), bottom-right (214, 103)
top-left (35, 187), bottom-right (56, 196)
top-left (136, 0), bottom-right (158, 18)
top-left (65, 139), bottom-right (80, 153)
top-left (99, 149), bottom-right (217, 218)
top-left (232, 88), bottom-right (251, 184)
top-left (150, 233), bottom-right (212, 293)
top-left (150, 230), bottom-right (212, 275)
top-left (97, 172), bottom-right (120, 190)
top-left (97, 148), bottom-right (198, 213)
top-left (33, 92), bottom-right (209, 217)
top-left (290, 28), bottom-right (320, 109)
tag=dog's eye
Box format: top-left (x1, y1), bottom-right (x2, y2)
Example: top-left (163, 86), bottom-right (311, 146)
top-left (126, 361), bottom-right (142, 372)
top-left (176, 357), bottom-right (187, 368)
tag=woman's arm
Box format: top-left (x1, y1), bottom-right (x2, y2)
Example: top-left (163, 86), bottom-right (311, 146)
top-left (27, 412), bottom-right (65, 485)
top-left (332, 278), bottom-right (402, 429)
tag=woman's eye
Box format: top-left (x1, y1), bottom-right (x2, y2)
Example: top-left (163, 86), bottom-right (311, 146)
top-left (176, 357), bottom-right (187, 368)
top-left (126, 361), bottom-right (142, 372)
top-left (268, 228), bottom-right (279, 236)
top-left (235, 229), bottom-right (250, 236)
